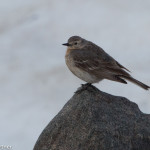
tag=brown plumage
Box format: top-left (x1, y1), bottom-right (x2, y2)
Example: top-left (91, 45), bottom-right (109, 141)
top-left (63, 36), bottom-right (150, 90)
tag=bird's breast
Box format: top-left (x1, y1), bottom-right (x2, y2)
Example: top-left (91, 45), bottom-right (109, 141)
top-left (65, 52), bottom-right (99, 83)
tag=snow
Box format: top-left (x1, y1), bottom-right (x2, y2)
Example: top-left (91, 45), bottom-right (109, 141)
top-left (0, 0), bottom-right (150, 149)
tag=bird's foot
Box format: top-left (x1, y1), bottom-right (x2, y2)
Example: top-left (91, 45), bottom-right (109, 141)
top-left (81, 83), bottom-right (92, 88)
top-left (75, 83), bottom-right (92, 94)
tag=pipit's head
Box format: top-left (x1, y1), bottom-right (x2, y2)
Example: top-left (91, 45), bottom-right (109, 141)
top-left (62, 36), bottom-right (87, 49)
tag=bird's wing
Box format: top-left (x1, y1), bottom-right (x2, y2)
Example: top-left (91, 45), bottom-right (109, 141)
top-left (71, 47), bottom-right (130, 77)
top-left (72, 49), bottom-right (102, 72)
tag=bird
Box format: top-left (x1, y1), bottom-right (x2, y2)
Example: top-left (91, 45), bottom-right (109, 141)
top-left (63, 36), bottom-right (150, 90)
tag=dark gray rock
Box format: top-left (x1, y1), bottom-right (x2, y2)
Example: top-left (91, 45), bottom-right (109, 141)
top-left (34, 85), bottom-right (150, 150)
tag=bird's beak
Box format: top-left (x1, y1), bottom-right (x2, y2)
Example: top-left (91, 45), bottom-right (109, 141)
top-left (62, 43), bottom-right (71, 46)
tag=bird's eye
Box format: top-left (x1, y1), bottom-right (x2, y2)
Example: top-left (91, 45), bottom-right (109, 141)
top-left (74, 42), bottom-right (77, 45)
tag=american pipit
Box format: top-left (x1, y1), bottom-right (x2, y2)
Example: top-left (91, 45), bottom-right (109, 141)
top-left (63, 36), bottom-right (149, 90)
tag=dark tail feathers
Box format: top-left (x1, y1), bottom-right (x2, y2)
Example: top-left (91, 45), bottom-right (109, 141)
top-left (122, 76), bottom-right (150, 90)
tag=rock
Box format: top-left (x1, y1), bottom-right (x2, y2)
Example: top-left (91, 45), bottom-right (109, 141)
top-left (34, 85), bottom-right (150, 150)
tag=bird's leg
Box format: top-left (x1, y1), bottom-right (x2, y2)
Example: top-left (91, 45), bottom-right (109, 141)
top-left (75, 83), bottom-right (92, 94)
top-left (81, 83), bottom-right (92, 87)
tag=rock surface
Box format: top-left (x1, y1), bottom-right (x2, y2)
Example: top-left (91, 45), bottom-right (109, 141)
top-left (34, 85), bottom-right (150, 150)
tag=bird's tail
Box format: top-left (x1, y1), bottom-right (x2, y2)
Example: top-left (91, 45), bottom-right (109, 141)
top-left (122, 76), bottom-right (150, 90)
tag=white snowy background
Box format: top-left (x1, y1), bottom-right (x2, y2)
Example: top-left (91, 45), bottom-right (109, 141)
top-left (0, 0), bottom-right (150, 149)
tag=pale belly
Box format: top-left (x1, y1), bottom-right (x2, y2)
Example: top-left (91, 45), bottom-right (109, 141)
top-left (65, 56), bottom-right (99, 83)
